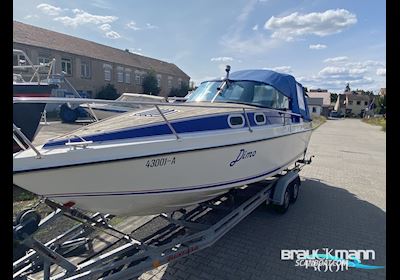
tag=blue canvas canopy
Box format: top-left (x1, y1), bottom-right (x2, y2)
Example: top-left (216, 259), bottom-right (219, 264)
top-left (227, 69), bottom-right (311, 121)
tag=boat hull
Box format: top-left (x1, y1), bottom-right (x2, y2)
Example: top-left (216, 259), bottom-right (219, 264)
top-left (13, 83), bottom-right (57, 151)
top-left (13, 128), bottom-right (312, 215)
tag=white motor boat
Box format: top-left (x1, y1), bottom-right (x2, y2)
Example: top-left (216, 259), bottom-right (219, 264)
top-left (80, 92), bottom-right (167, 120)
top-left (13, 68), bottom-right (313, 216)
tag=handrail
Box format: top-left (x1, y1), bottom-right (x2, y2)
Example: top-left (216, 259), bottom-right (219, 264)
top-left (154, 105), bottom-right (180, 140)
top-left (13, 124), bottom-right (42, 158)
top-left (242, 108), bottom-right (253, 133)
top-left (12, 97), bottom-right (303, 118)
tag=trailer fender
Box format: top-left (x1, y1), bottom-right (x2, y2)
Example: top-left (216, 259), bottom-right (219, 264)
top-left (272, 170), bottom-right (299, 205)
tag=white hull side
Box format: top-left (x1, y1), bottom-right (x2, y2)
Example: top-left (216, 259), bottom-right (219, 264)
top-left (13, 129), bottom-right (312, 215)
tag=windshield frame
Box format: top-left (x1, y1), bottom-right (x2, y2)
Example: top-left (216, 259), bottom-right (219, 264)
top-left (186, 80), bottom-right (291, 110)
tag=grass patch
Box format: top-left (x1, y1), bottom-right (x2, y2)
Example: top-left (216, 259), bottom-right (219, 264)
top-left (363, 117), bottom-right (386, 132)
top-left (311, 114), bottom-right (327, 130)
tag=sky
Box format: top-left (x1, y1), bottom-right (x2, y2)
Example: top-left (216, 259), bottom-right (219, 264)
top-left (13, 0), bottom-right (386, 93)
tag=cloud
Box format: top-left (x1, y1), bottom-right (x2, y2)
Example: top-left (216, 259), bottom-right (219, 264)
top-left (91, 0), bottom-right (112, 10)
top-left (252, 24), bottom-right (258, 31)
top-left (54, 9), bottom-right (118, 28)
top-left (127, 21), bottom-right (159, 30)
top-left (98, 24), bottom-right (120, 39)
top-left (265, 9), bottom-right (357, 41)
top-left (99, 23), bottom-right (111, 31)
top-left (210, 57), bottom-right (234, 62)
top-left (146, 23), bottom-right (158, 29)
top-left (129, 48), bottom-right (143, 55)
top-left (127, 21), bottom-right (140, 30)
top-left (269, 66), bottom-right (292, 73)
top-left (105, 31), bottom-right (121, 39)
top-left (323, 56), bottom-right (349, 63)
top-left (24, 14), bottom-right (39, 19)
top-left (309, 44), bottom-right (327, 50)
top-left (376, 68), bottom-right (386, 76)
top-left (37, 3), bottom-right (62, 16)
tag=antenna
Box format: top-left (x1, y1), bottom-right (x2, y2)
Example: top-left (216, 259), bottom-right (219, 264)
top-left (225, 65), bottom-right (231, 79)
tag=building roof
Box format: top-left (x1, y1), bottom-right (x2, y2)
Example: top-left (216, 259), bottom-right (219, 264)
top-left (13, 21), bottom-right (190, 79)
top-left (307, 97), bottom-right (323, 106)
top-left (345, 93), bottom-right (372, 101)
top-left (306, 91), bottom-right (331, 106)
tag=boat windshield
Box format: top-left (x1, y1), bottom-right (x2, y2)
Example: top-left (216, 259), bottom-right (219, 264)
top-left (186, 80), bottom-right (290, 109)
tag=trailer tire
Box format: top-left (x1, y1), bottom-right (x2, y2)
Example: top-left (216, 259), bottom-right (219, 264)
top-left (290, 178), bottom-right (300, 203)
top-left (274, 188), bottom-right (290, 214)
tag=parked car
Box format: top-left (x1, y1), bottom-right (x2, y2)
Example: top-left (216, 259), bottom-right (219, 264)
top-left (328, 111), bottom-right (344, 119)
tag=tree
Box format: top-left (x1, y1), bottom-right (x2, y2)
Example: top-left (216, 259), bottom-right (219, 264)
top-left (330, 93), bottom-right (338, 103)
top-left (142, 71), bottom-right (161, 95)
top-left (345, 83), bottom-right (351, 92)
top-left (96, 83), bottom-right (119, 100)
top-left (375, 95), bottom-right (386, 114)
top-left (169, 83), bottom-right (189, 97)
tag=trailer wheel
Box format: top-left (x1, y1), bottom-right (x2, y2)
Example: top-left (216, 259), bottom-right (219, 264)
top-left (274, 188), bottom-right (290, 214)
top-left (290, 179), bottom-right (300, 203)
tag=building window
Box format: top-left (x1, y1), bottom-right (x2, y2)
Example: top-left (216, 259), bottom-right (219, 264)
top-left (364, 101), bottom-right (368, 106)
top-left (125, 69), bottom-right (131, 84)
top-left (103, 64), bottom-right (112, 81)
top-left (81, 61), bottom-right (91, 79)
top-left (117, 66), bottom-right (124, 83)
top-left (13, 53), bottom-right (27, 66)
top-left (38, 56), bottom-right (50, 65)
top-left (61, 58), bottom-right (72, 75)
top-left (348, 101), bottom-right (353, 105)
top-left (135, 73), bottom-right (141, 85)
top-left (356, 101), bottom-right (361, 105)
top-left (157, 74), bottom-right (162, 87)
top-left (168, 77), bottom-right (173, 89)
top-left (312, 107), bottom-right (316, 113)
top-left (178, 78), bottom-right (182, 87)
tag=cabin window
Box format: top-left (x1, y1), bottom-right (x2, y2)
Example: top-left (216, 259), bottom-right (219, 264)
top-left (228, 114), bottom-right (245, 128)
top-left (253, 85), bottom-right (289, 109)
top-left (312, 107), bottom-right (316, 113)
top-left (296, 83), bottom-right (305, 110)
top-left (348, 101), bottom-right (353, 105)
top-left (168, 77), bottom-right (173, 89)
top-left (254, 113), bottom-right (266, 125)
top-left (357, 101), bottom-right (361, 105)
top-left (364, 101), bottom-right (368, 106)
top-left (61, 58), bottom-right (72, 75)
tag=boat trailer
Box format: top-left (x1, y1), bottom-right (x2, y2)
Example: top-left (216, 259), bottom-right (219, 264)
top-left (13, 158), bottom-right (313, 280)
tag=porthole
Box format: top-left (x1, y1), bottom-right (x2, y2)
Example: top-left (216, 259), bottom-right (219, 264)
top-left (254, 113), bottom-right (266, 125)
top-left (228, 114), bottom-right (245, 128)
